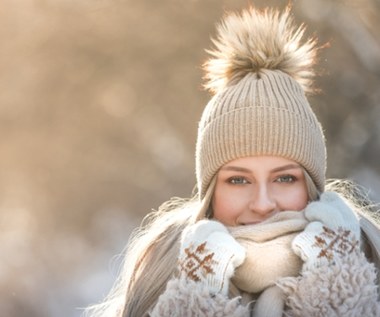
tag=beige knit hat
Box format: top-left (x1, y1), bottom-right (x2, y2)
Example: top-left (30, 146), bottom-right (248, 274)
top-left (195, 7), bottom-right (326, 200)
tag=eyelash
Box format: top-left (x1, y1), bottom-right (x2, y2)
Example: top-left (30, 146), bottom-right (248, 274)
top-left (227, 175), bottom-right (297, 185)
top-left (276, 175), bottom-right (297, 183)
top-left (227, 176), bottom-right (249, 185)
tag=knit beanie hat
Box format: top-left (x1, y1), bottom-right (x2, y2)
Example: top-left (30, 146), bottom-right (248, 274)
top-left (195, 7), bottom-right (326, 200)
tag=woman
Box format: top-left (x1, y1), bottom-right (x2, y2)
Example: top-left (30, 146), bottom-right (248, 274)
top-left (86, 6), bottom-right (380, 317)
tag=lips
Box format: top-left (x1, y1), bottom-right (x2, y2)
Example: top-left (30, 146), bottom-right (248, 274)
top-left (240, 221), bottom-right (261, 226)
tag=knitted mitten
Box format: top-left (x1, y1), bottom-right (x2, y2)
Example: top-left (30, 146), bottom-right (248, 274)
top-left (178, 220), bottom-right (246, 295)
top-left (292, 191), bottom-right (361, 270)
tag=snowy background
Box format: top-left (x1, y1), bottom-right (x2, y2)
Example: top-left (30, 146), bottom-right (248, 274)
top-left (0, 0), bottom-right (380, 316)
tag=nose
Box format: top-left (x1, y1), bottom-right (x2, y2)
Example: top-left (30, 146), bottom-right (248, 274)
top-left (249, 185), bottom-right (276, 216)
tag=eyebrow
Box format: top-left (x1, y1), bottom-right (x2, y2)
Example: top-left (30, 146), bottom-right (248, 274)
top-left (221, 163), bottom-right (301, 173)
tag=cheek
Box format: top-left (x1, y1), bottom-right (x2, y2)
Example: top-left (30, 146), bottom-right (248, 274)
top-left (212, 188), bottom-right (245, 226)
top-left (276, 186), bottom-right (309, 211)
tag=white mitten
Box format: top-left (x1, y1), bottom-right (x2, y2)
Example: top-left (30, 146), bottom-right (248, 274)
top-left (178, 220), bottom-right (246, 295)
top-left (292, 192), bottom-right (361, 270)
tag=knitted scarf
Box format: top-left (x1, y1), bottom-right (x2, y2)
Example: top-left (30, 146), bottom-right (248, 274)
top-left (228, 211), bottom-right (308, 317)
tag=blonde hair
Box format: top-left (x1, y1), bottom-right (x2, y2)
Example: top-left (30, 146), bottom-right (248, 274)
top-left (84, 197), bottom-right (199, 317)
top-left (85, 173), bottom-right (380, 317)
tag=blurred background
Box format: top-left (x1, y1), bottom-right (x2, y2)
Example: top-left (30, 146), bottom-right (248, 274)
top-left (0, 0), bottom-right (379, 316)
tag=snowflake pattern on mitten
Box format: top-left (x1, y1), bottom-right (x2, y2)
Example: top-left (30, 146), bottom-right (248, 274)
top-left (292, 192), bottom-right (362, 269)
top-left (177, 220), bottom-right (245, 295)
top-left (313, 226), bottom-right (360, 262)
top-left (179, 241), bottom-right (218, 282)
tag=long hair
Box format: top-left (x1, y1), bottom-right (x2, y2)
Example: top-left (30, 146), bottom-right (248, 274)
top-left (85, 172), bottom-right (380, 317)
top-left (84, 197), bottom-right (199, 317)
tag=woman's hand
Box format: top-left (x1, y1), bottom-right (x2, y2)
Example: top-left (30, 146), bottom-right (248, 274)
top-left (292, 191), bottom-right (361, 270)
top-left (178, 220), bottom-right (246, 295)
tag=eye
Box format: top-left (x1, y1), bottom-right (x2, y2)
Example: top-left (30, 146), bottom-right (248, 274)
top-left (275, 175), bottom-right (297, 183)
top-left (228, 176), bottom-right (249, 185)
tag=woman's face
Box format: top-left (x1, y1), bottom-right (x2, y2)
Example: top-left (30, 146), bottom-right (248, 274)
top-left (212, 156), bottom-right (309, 226)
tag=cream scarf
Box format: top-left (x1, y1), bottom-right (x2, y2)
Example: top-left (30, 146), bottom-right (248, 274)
top-left (228, 211), bottom-right (308, 317)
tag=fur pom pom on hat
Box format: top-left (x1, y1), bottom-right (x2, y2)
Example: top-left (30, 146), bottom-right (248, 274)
top-left (195, 6), bottom-right (326, 200)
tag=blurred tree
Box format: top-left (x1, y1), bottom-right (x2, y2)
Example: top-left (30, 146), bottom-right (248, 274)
top-left (0, 0), bottom-right (379, 316)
